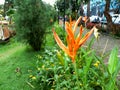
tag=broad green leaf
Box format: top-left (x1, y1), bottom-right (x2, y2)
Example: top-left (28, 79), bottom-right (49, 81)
top-left (108, 47), bottom-right (118, 75)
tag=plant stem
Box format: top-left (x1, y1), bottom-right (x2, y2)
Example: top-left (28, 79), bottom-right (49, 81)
top-left (73, 61), bottom-right (80, 89)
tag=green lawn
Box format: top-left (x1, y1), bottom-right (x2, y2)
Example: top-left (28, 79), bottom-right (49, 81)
top-left (0, 41), bottom-right (38, 90)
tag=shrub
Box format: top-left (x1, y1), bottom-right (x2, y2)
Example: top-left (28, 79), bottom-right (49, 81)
top-left (14, 0), bottom-right (55, 51)
top-left (28, 42), bottom-right (120, 90)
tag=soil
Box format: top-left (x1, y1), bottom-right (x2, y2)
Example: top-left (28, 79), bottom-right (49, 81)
top-left (92, 33), bottom-right (120, 60)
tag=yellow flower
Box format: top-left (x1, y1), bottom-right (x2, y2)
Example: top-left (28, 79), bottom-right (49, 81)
top-left (37, 68), bottom-right (40, 71)
top-left (80, 83), bottom-right (83, 86)
top-left (59, 62), bottom-right (62, 64)
top-left (53, 81), bottom-right (55, 85)
top-left (63, 88), bottom-right (67, 90)
top-left (37, 55), bottom-right (42, 59)
top-left (51, 64), bottom-right (54, 67)
top-left (29, 75), bottom-right (33, 78)
top-left (59, 74), bottom-right (62, 77)
top-left (57, 51), bottom-right (61, 56)
top-left (46, 68), bottom-right (49, 70)
top-left (42, 65), bottom-right (45, 69)
top-left (93, 61), bottom-right (100, 67)
top-left (73, 72), bottom-right (75, 74)
top-left (94, 63), bottom-right (99, 67)
top-left (32, 76), bottom-right (36, 80)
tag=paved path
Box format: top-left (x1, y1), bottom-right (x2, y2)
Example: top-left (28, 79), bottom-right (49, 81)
top-left (92, 33), bottom-right (120, 59)
top-left (75, 27), bottom-right (120, 59)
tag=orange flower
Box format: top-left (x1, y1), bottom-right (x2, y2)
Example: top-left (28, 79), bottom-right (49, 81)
top-left (53, 16), bottom-right (95, 62)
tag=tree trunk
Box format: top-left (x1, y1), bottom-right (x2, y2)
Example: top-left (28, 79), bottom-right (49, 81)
top-left (104, 0), bottom-right (119, 34)
top-left (87, 0), bottom-right (90, 17)
top-left (78, 2), bottom-right (84, 16)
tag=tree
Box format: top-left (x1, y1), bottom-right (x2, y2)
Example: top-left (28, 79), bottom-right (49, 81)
top-left (55, 0), bottom-right (86, 19)
top-left (78, 0), bottom-right (90, 16)
top-left (4, 0), bottom-right (14, 16)
top-left (104, 0), bottom-right (120, 35)
top-left (15, 0), bottom-right (53, 51)
top-left (55, 0), bottom-right (69, 16)
top-left (87, 0), bottom-right (90, 17)
top-left (0, 5), bottom-right (4, 16)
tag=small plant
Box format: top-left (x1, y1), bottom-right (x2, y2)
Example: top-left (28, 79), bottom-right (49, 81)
top-left (106, 47), bottom-right (120, 90)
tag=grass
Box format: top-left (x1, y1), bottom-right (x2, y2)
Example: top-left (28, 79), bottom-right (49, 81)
top-left (0, 40), bottom-right (38, 90)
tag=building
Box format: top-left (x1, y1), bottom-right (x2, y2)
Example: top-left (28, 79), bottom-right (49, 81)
top-left (83, 0), bottom-right (120, 17)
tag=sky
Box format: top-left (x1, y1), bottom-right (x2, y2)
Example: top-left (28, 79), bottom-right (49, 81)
top-left (0, 0), bottom-right (5, 5)
top-left (0, 0), bottom-right (56, 6)
top-left (42, 0), bottom-right (56, 6)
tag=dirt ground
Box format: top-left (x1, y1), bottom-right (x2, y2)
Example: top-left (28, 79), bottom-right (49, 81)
top-left (92, 33), bottom-right (120, 60)
top-left (74, 26), bottom-right (120, 59)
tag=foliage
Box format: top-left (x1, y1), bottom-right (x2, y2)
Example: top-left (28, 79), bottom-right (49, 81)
top-left (53, 22), bottom-right (66, 42)
top-left (55, 0), bottom-right (69, 16)
top-left (4, 0), bottom-right (15, 16)
top-left (14, 0), bottom-right (56, 51)
top-left (44, 4), bottom-right (57, 23)
top-left (28, 22), bottom-right (120, 89)
top-left (106, 47), bottom-right (120, 90)
top-left (0, 6), bottom-right (4, 16)
top-left (55, 0), bottom-right (86, 19)
top-left (29, 39), bottom-right (120, 89)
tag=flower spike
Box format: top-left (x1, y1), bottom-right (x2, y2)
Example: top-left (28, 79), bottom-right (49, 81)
top-left (53, 16), bottom-right (95, 62)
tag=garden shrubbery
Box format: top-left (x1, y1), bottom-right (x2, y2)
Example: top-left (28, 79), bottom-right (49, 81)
top-left (15, 0), bottom-right (56, 51)
top-left (28, 21), bottom-right (120, 90)
top-left (29, 37), bottom-right (120, 90)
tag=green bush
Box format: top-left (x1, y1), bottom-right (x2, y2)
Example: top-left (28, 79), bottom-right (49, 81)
top-left (28, 36), bottom-right (120, 90)
top-left (53, 22), bottom-right (66, 42)
top-left (14, 0), bottom-right (56, 51)
top-left (28, 48), bottom-right (103, 90)
top-left (26, 18), bottom-right (120, 89)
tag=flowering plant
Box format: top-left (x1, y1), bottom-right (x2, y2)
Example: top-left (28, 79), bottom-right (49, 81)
top-left (53, 16), bottom-right (96, 62)
top-left (29, 17), bottom-right (120, 90)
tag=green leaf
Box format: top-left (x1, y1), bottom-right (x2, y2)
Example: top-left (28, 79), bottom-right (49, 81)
top-left (83, 57), bottom-right (93, 85)
top-left (57, 51), bottom-right (64, 65)
top-left (108, 47), bottom-right (118, 75)
top-left (87, 37), bottom-right (95, 50)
